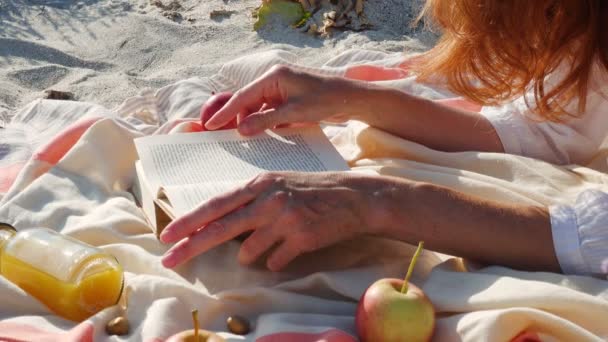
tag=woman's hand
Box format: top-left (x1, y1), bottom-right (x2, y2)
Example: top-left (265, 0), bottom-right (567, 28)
top-left (160, 171), bottom-right (388, 271)
top-left (204, 66), bottom-right (364, 136)
top-left (159, 170), bottom-right (560, 273)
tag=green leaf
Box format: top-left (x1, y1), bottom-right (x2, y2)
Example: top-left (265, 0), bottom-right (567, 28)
top-left (253, 0), bottom-right (306, 31)
top-left (294, 11), bottom-right (312, 28)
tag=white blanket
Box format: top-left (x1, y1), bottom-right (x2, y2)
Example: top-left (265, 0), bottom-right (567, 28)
top-left (0, 49), bottom-right (607, 341)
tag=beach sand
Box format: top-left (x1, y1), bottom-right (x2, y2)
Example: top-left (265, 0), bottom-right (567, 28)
top-left (0, 0), bottom-right (436, 122)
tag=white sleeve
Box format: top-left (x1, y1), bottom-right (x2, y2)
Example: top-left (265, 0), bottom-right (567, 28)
top-left (480, 79), bottom-right (608, 165)
top-left (549, 190), bottom-right (608, 277)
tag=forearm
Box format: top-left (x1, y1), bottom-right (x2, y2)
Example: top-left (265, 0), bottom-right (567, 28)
top-left (369, 177), bottom-right (561, 273)
top-left (345, 83), bottom-right (504, 153)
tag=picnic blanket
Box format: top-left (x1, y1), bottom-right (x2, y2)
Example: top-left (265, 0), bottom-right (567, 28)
top-left (1, 49), bottom-right (607, 342)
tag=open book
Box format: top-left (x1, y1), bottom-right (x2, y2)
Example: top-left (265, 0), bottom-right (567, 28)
top-left (132, 126), bottom-right (350, 238)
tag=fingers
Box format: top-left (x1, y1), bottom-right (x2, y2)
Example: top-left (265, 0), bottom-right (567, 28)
top-left (160, 171), bottom-right (350, 271)
top-left (162, 197), bottom-right (279, 268)
top-left (237, 103), bottom-right (310, 136)
top-left (161, 222), bottom-right (225, 268)
top-left (266, 240), bottom-right (302, 272)
top-left (161, 174), bottom-right (285, 268)
top-left (205, 67), bottom-right (288, 130)
top-left (237, 228), bottom-right (281, 265)
top-left (160, 180), bottom-right (265, 243)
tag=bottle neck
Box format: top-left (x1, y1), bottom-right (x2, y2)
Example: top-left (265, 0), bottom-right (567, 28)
top-left (0, 223), bottom-right (16, 251)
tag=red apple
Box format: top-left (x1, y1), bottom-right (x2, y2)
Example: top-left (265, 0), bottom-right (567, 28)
top-left (355, 242), bottom-right (435, 342)
top-left (356, 278), bottom-right (435, 342)
top-left (200, 92), bottom-right (237, 130)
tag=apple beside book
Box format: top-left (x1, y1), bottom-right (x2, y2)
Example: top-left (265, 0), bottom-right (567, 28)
top-left (200, 92), bottom-right (237, 130)
top-left (355, 242), bottom-right (435, 342)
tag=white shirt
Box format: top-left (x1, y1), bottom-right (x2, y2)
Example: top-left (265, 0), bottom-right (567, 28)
top-left (550, 190), bottom-right (608, 276)
top-left (480, 64), bottom-right (608, 277)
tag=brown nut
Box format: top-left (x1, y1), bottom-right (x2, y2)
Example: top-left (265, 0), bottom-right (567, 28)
top-left (105, 316), bottom-right (130, 336)
top-left (226, 315), bottom-right (251, 335)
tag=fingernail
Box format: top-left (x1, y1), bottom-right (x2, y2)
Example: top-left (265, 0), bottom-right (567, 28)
top-left (159, 229), bottom-right (172, 243)
top-left (162, 250), bottom-right (178, 268)
top-left (237, 249), bottom-right (252, 265)
top-left (267, 260), bottom-right (280, 272)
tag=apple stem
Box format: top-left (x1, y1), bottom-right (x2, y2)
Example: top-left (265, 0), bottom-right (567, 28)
top-left (400, 241), bottom-right (424, 294)
top-left (192, 309), bottom-right (199, 340)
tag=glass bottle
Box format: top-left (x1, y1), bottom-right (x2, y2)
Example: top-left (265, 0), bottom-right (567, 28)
top-left (0, 223), bottom-right (124, 322)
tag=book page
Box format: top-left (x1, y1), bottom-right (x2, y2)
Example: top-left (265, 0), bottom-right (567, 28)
top-left (134, 126), bottom-right (350, 192)
top-left (162, 181), bottom-right (245, 217)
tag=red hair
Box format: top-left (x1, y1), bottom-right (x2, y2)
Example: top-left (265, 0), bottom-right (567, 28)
top-left (414, 0), bottom-right (608, 121)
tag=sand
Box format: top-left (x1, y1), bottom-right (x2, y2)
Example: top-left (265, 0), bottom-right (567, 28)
top-left (0, 0), bottom-right (436, 122)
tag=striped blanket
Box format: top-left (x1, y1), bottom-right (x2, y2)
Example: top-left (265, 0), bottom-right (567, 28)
top-left (1, 49), bottom-right (607, 341)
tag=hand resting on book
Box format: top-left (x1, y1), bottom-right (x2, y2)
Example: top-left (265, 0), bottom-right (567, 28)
top-left (160, 171), bottom-right (386, 271)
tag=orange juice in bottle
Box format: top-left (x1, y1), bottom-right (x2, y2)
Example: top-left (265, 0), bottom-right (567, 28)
top-left (0, 223), bottom-right (124, 322)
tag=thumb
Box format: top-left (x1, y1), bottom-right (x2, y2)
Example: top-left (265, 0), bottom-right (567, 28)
top-left (237, 102), bottom-right (311, 136)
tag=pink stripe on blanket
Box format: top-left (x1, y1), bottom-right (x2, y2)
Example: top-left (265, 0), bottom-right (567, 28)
top-left (343, 60), bottom-right (482, 113)
top-left (344, 56), bottom-right (419, 81)
top-left (397, 56), bottom-right (424, 72)
top-left (33, 117), bottom-right (101, 165)
top-left (344, 65), bottom-right (409, 81)
top-left (0, 163), bottom-right (25, 193)
top-left (0, 322), bottom-right (94, 342)
top-left (256, 329), bottom-right (357, 342)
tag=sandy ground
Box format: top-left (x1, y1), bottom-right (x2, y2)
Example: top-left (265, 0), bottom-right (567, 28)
top-left (0, 0), bottom-right (436, 123)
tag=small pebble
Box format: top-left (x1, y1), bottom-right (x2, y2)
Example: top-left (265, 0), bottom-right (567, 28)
top-left (43, 90), bottom-right (74, 101)
top-left (226, 315), bottom-right (251, 335)
top-left (210, 9), bottom-right (236, 19)
top-left (105, 316), bottom-right (130, 336)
